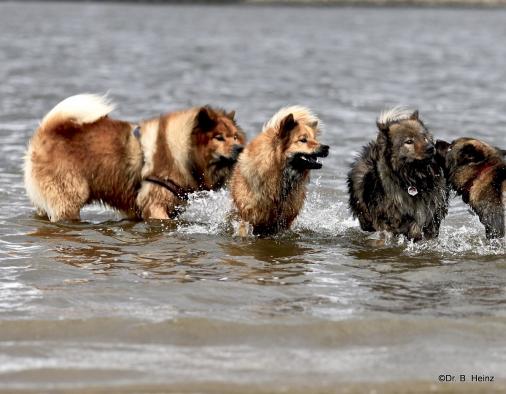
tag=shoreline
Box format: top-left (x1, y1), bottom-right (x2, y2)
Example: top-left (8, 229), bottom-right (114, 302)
top-left (3, 0), bottom-right (506, 7)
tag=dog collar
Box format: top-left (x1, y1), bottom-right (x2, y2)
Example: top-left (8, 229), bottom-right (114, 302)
top-left (462, 162), bottom-right (497, 195)
top-left (407, 186), bottom-right (418, 196)
top-left (132, 124), bottom-right (203, 200)
top-left (144, 176), bottom-right (192, 201)
top-left (133, 126), bottom-right (141, 139)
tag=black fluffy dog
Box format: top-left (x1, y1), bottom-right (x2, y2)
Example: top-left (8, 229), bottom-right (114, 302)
top-left (348, 107), bottom-right (449, 241)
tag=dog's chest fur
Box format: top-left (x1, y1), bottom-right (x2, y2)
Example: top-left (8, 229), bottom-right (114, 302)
top-left (378, 161), bottom-right (447, 227)
top-left (281, 165), bottom-right (306, 199)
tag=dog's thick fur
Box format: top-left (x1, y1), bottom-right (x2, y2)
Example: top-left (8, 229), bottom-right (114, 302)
top-left (441, 137), bottom-right (505, 239)
top-left (230, 106), bottom-right (329, 236)
top-left (24, 94), bottom-right (245, 221)
top-left (347, 107), bottom-right (448, 241)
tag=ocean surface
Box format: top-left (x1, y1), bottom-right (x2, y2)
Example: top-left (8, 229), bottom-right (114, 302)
top-left (0, 2), bottom-right (505, 393)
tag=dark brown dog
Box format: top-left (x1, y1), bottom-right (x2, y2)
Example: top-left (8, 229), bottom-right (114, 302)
top-left (348, 107), bottom-right (449, 241)
top-left (441, 137), bottom-right (505, 239)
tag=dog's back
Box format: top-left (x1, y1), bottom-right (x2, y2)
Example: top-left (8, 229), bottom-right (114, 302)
top-left (348, 108), bottom-right (448, 241)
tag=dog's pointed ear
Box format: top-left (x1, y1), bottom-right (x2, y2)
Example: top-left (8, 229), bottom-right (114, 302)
top-left (226, 110), bottom-right (236, 121)
top-left (376, 121), bottom-right (389, 134)
top-left (410, 110), bottom-right (419, 121)
top-left (196, 106), bottom-right (217, 132)
top-left (435, 139), bottom-right (450, 154)
top-left (278, 113), bottom-right (298, 141)
top-left (308, 120), bottom-right (318, 130)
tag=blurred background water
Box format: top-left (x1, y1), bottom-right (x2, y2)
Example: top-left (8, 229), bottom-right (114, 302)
top-left (0, 2), bottom-right (505, 393)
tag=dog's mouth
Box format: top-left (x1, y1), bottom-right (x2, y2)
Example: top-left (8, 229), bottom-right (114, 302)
top-left (290, 145), bottom-right (329, 170)
top-left (210, 145), bottom-right (244, 168)
top-left (290, 151), bottom-right (327, 170)
top-left (211, 155), bottom-right (237, 167)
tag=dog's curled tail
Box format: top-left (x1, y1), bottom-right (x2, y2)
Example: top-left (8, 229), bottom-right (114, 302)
top-left (38, 94), bottom-right (115, 133)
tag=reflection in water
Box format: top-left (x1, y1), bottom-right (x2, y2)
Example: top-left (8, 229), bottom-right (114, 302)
top-left (27, 220), bottom-right (313, 285)
top-left (219, 238), bottom-right (314, 285)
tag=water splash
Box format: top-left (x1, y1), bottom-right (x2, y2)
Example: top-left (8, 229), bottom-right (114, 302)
top-left (404, 219), bottom-right (505, 257)
top-left (294, 183), bottom-right (357, 236)
top-left (169, 184), bottom-right (505, 258)
top-left (177, 189), bottom-right (233, 235)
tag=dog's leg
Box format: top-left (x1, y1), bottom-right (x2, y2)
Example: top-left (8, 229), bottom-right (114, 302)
top-left (42, 174), bottom-right (88, 222)
top-left (236, 220), bottom-right (252, 237)
top-left (136, 182), bottom-right (180, 220)
top-left (423, 220), bottom-right (441, 240)
top-left (35, 208), bottom-right (49, 219)
top-left (477, 203), bottom-right (505, 239)
top-left (143, 205), bottom-right (170, 220)
top-left (407, 222), bottom-right (423, 242)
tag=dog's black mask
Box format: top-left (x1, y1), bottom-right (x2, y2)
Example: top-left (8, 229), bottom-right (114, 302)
top-left (289, 144), bottom-right (330, 170)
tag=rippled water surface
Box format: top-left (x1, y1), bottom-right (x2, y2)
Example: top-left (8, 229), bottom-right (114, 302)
top-left (0, 3), bottom-right (505, 393)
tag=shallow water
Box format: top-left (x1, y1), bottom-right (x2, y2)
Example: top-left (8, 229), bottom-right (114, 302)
top-left (0, 2), bottom-right (505, 393)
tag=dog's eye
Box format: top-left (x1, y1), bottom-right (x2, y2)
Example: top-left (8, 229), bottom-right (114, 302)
top-left (233, 134), bottom-right (238, 141)
top-left (214, 135), bottom-right (225, 141)
top-left (405, 139), bottom-right (414, 145)
top-left (299, 137), bottom-right (308, 143)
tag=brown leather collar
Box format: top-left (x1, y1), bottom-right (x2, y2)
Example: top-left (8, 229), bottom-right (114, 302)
top-left (462, 162), bottom-right (496, 194)
top-left (133, 124), bottom-right (203, 200)
top-left (144, 176), bottom-right (193, 201)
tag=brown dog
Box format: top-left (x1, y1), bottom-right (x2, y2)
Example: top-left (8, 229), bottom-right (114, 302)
top-left (230, 106), bottom-right (329, 236)
top-left (24, 94), bottom-right (245, 221)
top-left (441, 137), bottom-right (505, 239)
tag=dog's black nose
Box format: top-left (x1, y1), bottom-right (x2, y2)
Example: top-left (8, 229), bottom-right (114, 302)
top-left (232, 144), bottom-right (244, 156)
top-left (425, 144), bottom-right (435, 155)
top-left (318, 144), bottom-right (330, 157)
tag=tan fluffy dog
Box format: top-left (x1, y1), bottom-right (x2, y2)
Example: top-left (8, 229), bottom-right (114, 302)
top-left (24, 94), bottom-right (245, 221)
top-left (230, 106), bottom-right (329, 236)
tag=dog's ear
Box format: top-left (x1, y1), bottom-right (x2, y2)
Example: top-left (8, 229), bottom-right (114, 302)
top-left (278, 113), bottom-right (298, 141)
top-left (226, 110), bottom-right (236, 121)
top-left (410, 110), bottom-right (419, 121)
top-left (376, 121), bottom-right (389, 134)
top-left (435, 139), bottom-right (450, 155)
top-left (308, 120), bottom-right (318, 130)
top-left (196, 107), bottom-right (217, 132)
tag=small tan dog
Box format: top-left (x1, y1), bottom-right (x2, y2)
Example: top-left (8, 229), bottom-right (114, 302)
top-left (24, 94), bottom-right (245, 221)
top-left (230, 106), bottom-right (329, 236)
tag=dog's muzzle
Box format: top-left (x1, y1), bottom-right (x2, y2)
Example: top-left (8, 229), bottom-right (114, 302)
top-left (212, 144), bottom-right (244, 167)
top-left (290, 144), bottom-right (330, 170)
top-left (317, 144), bottom-right (330, 158)
top-left (424, 143), bottom-right (436, 158)
top-left (231, 144), bottom-right (244, 158)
